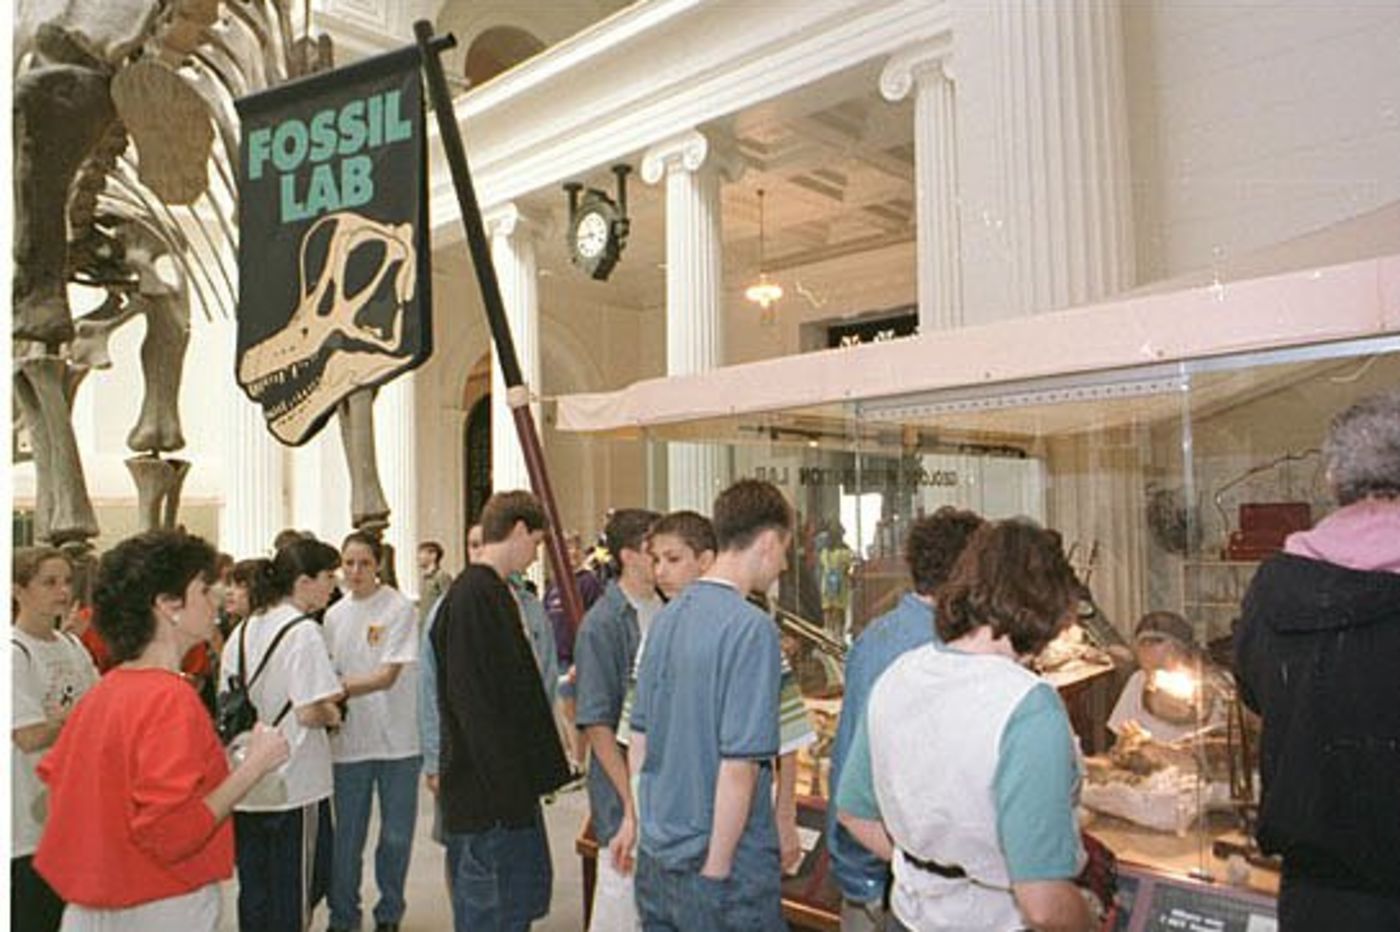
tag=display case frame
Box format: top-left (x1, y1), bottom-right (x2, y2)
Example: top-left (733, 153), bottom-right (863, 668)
top-left (559, 251), bottom-right (1400, 924)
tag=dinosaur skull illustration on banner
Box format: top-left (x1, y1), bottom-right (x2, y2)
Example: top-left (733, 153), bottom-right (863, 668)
top-left (238, 210), bottom-right (416, 444)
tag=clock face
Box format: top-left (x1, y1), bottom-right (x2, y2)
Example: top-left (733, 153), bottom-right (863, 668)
top-left (576, 211), bottom-right (610, 259)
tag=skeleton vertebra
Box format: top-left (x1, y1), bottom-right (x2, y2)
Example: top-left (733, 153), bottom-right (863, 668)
top-left (238, 210), bottom-right (417, 444)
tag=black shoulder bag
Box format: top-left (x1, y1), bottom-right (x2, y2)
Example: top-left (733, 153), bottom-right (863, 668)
top-left (215, 614), bottom-right (309, 744)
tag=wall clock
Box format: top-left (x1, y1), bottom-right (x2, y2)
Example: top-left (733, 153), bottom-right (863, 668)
top-left (564, 164), bottom-right (631, 281)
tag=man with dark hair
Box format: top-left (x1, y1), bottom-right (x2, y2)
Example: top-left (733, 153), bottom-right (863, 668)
top-left (628, 479), bottom-right (793, 931)
top-left (826, 506), bottom-right (983, 930)
top-left (431, 490), bottom-right (571, 931)
top-left (416, 540), bottom-right (452, 627)
top-left (573, 508), bottom-right (661, 929)
top-left (479, 490), bottom-right (547, 544)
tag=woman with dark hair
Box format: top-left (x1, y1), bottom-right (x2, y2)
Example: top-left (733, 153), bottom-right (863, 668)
top-left (12, 547), bottom-right (97, 932)
top-left (325, 532), bottom-right (420, 932)
top-left (1235, 389), bottom-right (1400, 929)
top-left (837, 519), bottom-right (1092, 932)
top-left (220, 558), bottom-right (262, 641)
top-left (33, 530), bottom-right (289, 930)
top-left (221, 537), bottom-right (345, 932)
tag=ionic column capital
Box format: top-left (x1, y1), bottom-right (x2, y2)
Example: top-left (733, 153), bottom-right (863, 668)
top-left (640, 128), bottom-right (744, 185)
top-left (483, 201), bottom-right (550, 242)
top-left (880, 35), bottom-right (954, 102)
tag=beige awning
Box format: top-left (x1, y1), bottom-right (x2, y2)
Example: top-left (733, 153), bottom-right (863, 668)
top-left (556, 250), bottom-right (1400, 436)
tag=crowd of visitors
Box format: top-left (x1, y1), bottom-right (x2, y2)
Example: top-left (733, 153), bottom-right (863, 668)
top-left (12, 388), bottom-right (1397, 932)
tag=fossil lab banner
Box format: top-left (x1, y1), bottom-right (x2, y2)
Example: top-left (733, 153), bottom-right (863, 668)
top-left (235, 47), bottom-right (431, 446)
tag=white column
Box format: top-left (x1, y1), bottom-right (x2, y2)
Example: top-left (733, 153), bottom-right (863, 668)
top-left (485, 202), bottom-right (542, 496)
top-left (993, 0), bottom-right (1134, 311)
top-left (224, 368), bottom-right (287, 557)
top-left (641, 129), bottom-right (736, 512)
top-left (288, 426), bottom-right (351, 547)
top-left (375, 374), bottom-right (418, 597)
top-left (882, 37), bottom-right (961, 331)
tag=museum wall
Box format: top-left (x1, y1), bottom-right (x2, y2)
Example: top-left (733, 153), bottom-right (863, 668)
top-left (413, 244), bottom-right (664, 572)
top-left (1125, 1), bottom-right (1400, 281)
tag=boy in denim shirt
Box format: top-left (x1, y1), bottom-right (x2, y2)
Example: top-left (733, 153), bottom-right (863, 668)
top-left (628, 480), bottom-right (793, 931)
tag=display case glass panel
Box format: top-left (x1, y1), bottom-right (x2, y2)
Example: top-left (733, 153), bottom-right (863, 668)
top-left (635, 336), bottom-right (1400, 908)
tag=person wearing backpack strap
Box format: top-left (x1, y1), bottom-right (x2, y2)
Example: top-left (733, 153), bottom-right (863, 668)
top-left (33, 531), bottom-right (289, 931)
top-left (220, 539), bottom-right (345, 932)
top-left (12, 546), bottom-right (98, 932)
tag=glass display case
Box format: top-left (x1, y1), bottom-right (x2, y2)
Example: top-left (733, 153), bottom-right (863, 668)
top-left (564, 321), bottom-right (1400, 928)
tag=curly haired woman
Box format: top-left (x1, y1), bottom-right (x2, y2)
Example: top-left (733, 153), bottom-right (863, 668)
top-left (34, 530), bottom-right (289, 931)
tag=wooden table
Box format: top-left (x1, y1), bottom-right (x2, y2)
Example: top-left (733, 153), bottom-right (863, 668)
top-left (1089, 813), bottom-right (1279, 896)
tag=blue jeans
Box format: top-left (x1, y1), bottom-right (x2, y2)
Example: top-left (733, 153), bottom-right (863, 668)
top-left (634, 849), bottom-right (786, 932)
top-left (235, 799), bottom-right (333, 932)
top-left (444, 806), bottom-right (551, 932)
top-left (330, 756), bottom-right (421, 928)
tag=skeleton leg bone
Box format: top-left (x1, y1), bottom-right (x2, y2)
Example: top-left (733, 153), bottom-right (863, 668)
top-left (12, 64), bottom-right (117, 343)
top-left (337, 389), bottom-right (390, 533)
top-left (161, 459), bottom-right (191, 529)
top-left (125, 456), bottom-right (191, 531)
top-left (15, 356), bottom-right (100, 546)
top-left (126, 290), bottom-right (190, 453)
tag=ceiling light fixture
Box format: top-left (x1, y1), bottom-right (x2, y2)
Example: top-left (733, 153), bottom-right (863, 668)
top-left (745, 188), bottom-right (783, 315)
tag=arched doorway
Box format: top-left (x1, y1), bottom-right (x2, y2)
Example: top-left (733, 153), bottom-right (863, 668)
top-left (461, 352), bottom-right (493, 537)
top-left (463, 395), bottom-right (492, 528)
top-left (464, 26), bottom-right (546, 87)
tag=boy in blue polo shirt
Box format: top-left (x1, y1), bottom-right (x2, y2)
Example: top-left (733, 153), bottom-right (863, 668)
top-left (629, 480), bottom-right (793, 932)
top-left (574, 508), bottom-right (661, 931)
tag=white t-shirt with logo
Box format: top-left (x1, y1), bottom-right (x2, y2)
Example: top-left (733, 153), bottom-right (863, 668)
top-left (325, 585), bottom-right (420, 764)
top-left (221, 603), bottom-right (342, 811)
top-left (11, 628), bottom-right (99, 856)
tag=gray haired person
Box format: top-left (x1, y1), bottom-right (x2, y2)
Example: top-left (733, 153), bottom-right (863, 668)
top-left (1235, 389), bottom-right (1400, 930)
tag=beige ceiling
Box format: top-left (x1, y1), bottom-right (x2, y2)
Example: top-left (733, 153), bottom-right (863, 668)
top-left (502, 61), bottom-right (916, 312)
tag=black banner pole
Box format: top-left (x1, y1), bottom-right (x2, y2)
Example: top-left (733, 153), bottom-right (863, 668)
top-left (414, 21), bottom-right (586, 634)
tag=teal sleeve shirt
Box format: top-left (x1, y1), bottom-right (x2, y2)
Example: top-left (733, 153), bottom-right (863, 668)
top-left (993, 683), bottom-right (1082, 882)
top-left (834, 711), bottom-right (880, 819)
top-left (834, 681), bottom-right (1081, 882)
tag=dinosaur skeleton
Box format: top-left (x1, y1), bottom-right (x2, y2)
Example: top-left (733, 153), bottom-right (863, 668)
top-left (14, 0), bottom-right (397, 550)
top-left (239, 210), bottom-right (417, 444)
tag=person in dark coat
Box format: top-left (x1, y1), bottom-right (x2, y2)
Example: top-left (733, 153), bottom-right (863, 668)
top-left (1235, 389), bottom-right (1400, 931)
top-left (432, 491), bottom-right (572, 931)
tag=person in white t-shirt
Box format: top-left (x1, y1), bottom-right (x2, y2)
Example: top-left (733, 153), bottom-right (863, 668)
top-left (11, 546), bottom-right (99, 932)
top-left (1108, 611), bottom-right (1227, 745)
top-left (325, 532), bottom-right (420, 932)
top-left (221, 538), bottom-right (345, 932)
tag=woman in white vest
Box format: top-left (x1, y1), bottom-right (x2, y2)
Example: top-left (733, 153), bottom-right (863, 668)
top-left (837, 519), bottom-right (1092, 932)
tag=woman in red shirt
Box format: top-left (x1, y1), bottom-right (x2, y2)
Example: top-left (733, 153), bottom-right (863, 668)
top-left (35, 529), bottom-right (290, 930)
